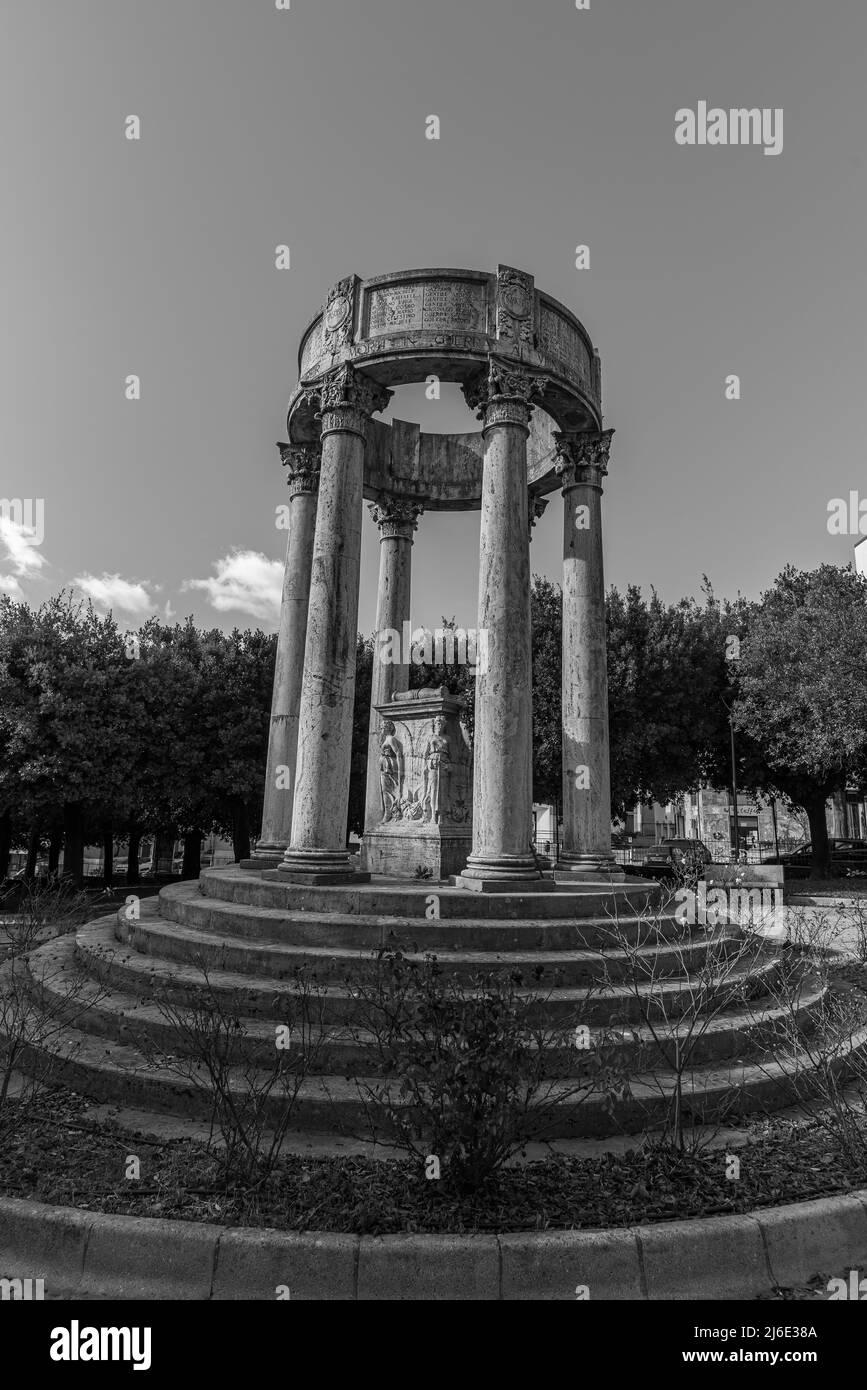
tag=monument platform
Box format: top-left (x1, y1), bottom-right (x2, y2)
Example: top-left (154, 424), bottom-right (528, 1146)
top-left (10, 865), bottom-right (858, 1145)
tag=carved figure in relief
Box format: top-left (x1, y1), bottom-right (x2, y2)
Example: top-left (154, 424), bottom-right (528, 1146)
top-left (378, 720), bottom-right (404, 823)
top-left (401, 788), bottom-right (426, 821)
top-left (422, 718), bottom-right (451, 824)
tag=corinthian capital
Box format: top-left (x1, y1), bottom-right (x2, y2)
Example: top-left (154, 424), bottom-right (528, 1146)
top-left (316, 361), bottom-right (391, 414)
top-left (277, 441), bottom-right (321, 496)
top-left (553, 428), bottom-right (614, 491)
top-left (462, 360), bottom-right (547, 429)
top-left (369, 497), bottom-right (423, 540)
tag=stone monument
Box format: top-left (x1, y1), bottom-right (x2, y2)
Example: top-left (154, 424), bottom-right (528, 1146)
top-left (16, 263), bottom-right (843, 1153)
top-left (254, 263), bottom-right (623, 887)
top-left (360, 686), bottom-right (472, 879)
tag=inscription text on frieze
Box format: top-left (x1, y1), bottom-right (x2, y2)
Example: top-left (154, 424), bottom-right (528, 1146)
top-left (367, 280), bottom-right (485, 338)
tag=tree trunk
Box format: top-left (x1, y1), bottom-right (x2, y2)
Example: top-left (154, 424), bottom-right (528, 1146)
top-left (24, 822), bottom-right (40, 880)
top-left (127, 821), bottom-right (141, 886)
top-left (0, 811), bottom-right (11, 881)
top-left (62, 802), bottom-right (85, 886)
top-left (181, 830), bottom-right (202, 880)
top-left (231, 798), bottom-right (251, 863)
top-left (831, 790), bottom-right (847, 839)
top-left (154, 832), bottom-right (175, 876)
top-left (47, 827), bottom-right (63, 876)
top-left (102, 822), bottom-right (114, 887)
top-left (805, 795), bottom-right (832, 879)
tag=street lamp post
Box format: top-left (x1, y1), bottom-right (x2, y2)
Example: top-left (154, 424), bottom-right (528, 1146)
top-left (729, 709), bottom-right (740, 864)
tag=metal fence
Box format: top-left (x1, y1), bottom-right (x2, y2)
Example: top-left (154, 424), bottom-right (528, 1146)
top-left (613, 846), bottom-right (768, 867)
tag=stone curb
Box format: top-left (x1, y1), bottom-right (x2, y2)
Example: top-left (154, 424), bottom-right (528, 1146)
top-left (4, 1190), bottom-right (867, 1300)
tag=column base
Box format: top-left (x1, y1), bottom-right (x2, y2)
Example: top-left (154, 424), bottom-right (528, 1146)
top-left (554, 853), bottom-right (625, 883)
top-left (454, 854), bottom-right (543, 893)
top-left (240, 841), bottom-right (289, 870)
top-left (278, 848), bottom-right (370, 885)
top-left (453, 874), bottom-right (556, 894)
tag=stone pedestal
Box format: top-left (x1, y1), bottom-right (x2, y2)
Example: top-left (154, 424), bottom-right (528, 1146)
top-left (360, 687), bottom-right (472, 879)
top-left (280, 365), bottom-right (391, 884)
top-left (246, 444), bottom-right (320, 868)
top-left (553, 429), bottom-right (623, 882)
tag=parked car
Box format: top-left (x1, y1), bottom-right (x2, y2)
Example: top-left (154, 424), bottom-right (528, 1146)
top-left (640, 838), bottom-right (712, 882)
top-left (764, 838), bottom-right (867, 879)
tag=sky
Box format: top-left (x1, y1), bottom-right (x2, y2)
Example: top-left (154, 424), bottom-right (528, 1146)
top-left (1, 0), bottom-right (865, 637)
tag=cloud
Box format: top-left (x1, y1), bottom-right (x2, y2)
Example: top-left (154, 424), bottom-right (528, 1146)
top-left (0, 573), bottom-right (24, 599)
top-left (0, 514), bottom-right (47, 578)
top-left (73, 572), bottom-right (158, 617)
top-left (184, 549), bottom-right (282, 627)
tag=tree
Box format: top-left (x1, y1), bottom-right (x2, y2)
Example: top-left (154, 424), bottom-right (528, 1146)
top-left (348, 634), bottom-right (373, 839)
top-left (605, 585), bottom-right (734, 816)
top-left (732, 565), bottom-right (867, 878)
top-left (530, 576), bottom-right (561, 809)
top-left (198, 626), bottom-right (274, 861)
top-left (0, 594), bottom-right (138, 884)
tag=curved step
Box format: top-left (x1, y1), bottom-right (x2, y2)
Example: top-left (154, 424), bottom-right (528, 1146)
top-left (26, 932), bottom-right (829, 1073)
top-left (115, 906), bottom-right (753, 989)
top-left (13, 999), bottom-right (867, 1139)
top-left (196, 867), bottom-right (662, 921)
top-left (72, 916), bottom-right (780, 1025)
top-left (158, 881), bottom-right (686, 952)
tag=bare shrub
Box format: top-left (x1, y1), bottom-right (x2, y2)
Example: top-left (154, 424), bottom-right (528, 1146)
top-left (346, 949), bottom-right (626, 1194)
top-left (139, 963), bottom-right (331, 1187)
top-left (595, 884), bottom-right (768, 1153)
top-left (0, 881), bottom-right (106, 1126)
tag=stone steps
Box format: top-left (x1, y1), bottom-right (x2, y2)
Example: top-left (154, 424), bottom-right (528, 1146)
top-left (8, 868), bottom-right (860, 1142)
top-left (197, 867), bottom-right (661, 920)
top-left (72, 916), bottom-right (782, 1025)
top-left (16, 996), bottom-right (864, 1140)
top-left (158, 881), bottom-right (686, 951)
top-left (114, 903), bottom-right (751, 988)
top-left (27, 931), bottom-right (829, 1073)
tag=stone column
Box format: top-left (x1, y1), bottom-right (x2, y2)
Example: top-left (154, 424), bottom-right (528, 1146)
top-left (248, 444), bottom-right (321, 866)
top-left (280, 364), bottom-right (392, 881)
top-left (456, 363), bottom-right (544, 889)
top-left (362, 498), bottom-right (422, 843)
top-left (554, 428), bottom-right (622, 880)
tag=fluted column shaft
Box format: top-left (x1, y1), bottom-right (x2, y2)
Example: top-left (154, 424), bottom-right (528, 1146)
top-left (555, 429), bottom-right (619, 877)
top-left (255, 444), bottom-right (321, 862)
top-left (363, 500), bottom-right (421, 836)
top-left (458, 365), bottom-right (543, 885)
top-left (281, 365), bottom-right (391, 878)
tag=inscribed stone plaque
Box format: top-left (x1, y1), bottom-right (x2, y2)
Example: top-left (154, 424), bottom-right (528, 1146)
top-left (421, 280), bottom-right (485, 332)
top-left (367, 284), bottom-right (424, 336)
top-left (300, 319), bottom-right (324, 375)
top-left (539, 305), bottom-right (589, 384)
